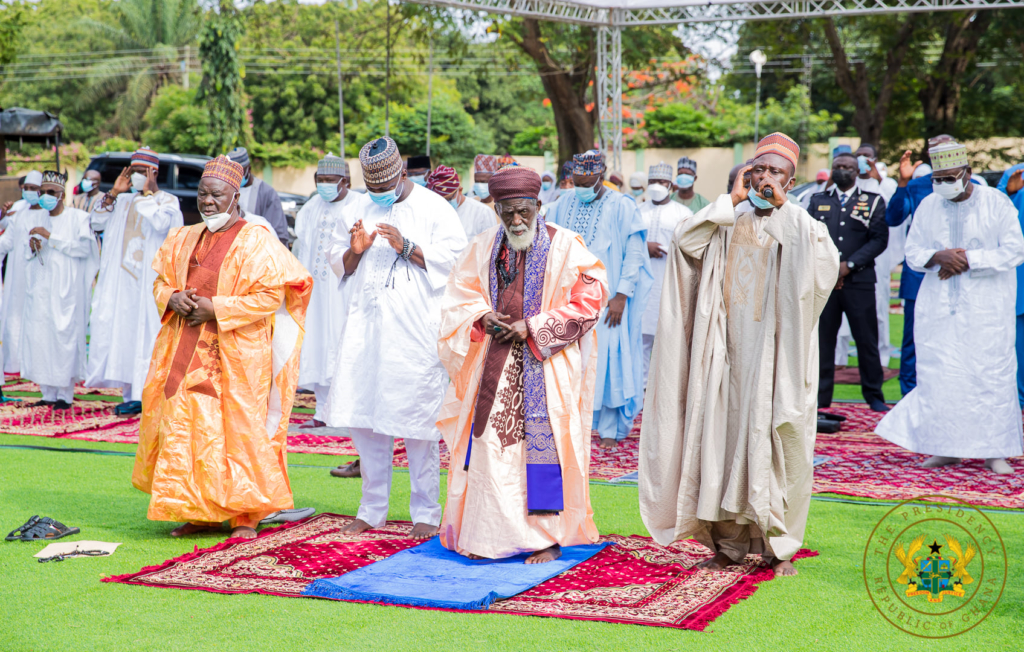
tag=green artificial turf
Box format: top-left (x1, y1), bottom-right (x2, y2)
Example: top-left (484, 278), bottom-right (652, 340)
top-left (1, 433), bottom-right (1021, 651)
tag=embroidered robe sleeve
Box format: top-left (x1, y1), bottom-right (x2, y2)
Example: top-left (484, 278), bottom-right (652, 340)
top-left (965, 194), bottom-right (1024, 276)
top-left (526, 272), bottom-right (604, 359)
top-left (676, 194), bottom-right (738, 260)
top-left (152, 232), bottom-right (184, 324)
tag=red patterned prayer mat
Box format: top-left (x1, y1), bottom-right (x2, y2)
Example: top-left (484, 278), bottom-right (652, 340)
top-left (832, 365), bottom-right (899, 385)
top-left (813, 430), bottom-right (1024, 508)
top-left (818, 402), bottom-right (886, 433)
top-left (0, 399), bottom-right (125, 436)
top-left (2, 378), bottom-right (122, 397)
top-left (103, 513), bottom-right (817, 631)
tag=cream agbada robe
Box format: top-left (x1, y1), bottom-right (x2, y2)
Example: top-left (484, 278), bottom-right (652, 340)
top-left (639, 194), bottom-right (839, 561)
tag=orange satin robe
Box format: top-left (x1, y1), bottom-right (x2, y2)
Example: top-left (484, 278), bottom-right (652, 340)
top-left (132, 221), bottom-right (312, 528)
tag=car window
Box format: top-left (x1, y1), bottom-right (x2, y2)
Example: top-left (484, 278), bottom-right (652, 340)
top-left (176, 164), bottom-right (203, 190)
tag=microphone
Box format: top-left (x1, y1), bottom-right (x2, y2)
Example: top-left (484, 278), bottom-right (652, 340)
top-left (762, 186), bottom-right (774, 199)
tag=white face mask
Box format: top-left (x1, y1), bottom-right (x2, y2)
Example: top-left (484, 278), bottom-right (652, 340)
top-left (647, 184), bottom-right (670, 202)
top-left (130, 172), bottom-right (148, 192)
top-left (933, 172), bottom-right (966, 200)
top-left (200, 196), bottom-right (236, 232)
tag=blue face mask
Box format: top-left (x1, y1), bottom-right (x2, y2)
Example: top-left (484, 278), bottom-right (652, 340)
top-left (541, 181), bottom-right (553, 191)
top-left (473, 182), bottom-right (489, 198)
top-left (368, 183), bottom-right (400, 209)
top-left (449, 197), bottom-right (460, 211)
top-left (316, 182), bottom-right (340, 203)
top-left (676, 173), bottom-right (695, 188)
top-left (38, 193), bottom-right (59, 211)
top-left (409, 175), bottom-right (427, 187)
top-left (857, 156), bottom-right (872, 174)
top-left (748, 191), bottom-right (774, 210)
top-left (574, 181), bottom-right (599, 204)
top-left (80, 179), bottom-right (95, 193)
top-left (22, 190), bottom-right (40, 206)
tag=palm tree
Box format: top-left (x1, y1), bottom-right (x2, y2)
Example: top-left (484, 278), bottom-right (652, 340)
top-left (82, 0), bottom-right (201, 138)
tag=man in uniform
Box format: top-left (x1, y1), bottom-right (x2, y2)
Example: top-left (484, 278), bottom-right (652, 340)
top-left (812, 152), bottom-right (890, 412)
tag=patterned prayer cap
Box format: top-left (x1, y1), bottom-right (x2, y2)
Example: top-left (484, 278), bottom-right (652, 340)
top-left (427, 165), bottom-right (461, 197)
top-left (560, 161), bottom-right (574, 181)
top-left (754, 132), bottom-right (800, 169)
top-left (489, 164), bottom-right (541, 203)
top-left (497, 153), bottom-right (517, 167)
top-left (359, 137), bottom-right (403, 184)
top-left (202, 156), bottom-right (244, 192)
top-left (228, 147), bottom-right (250, 168)
top-left (648, 162), bottom-right (674, 183)
top-left (318, 152), bottom-right (350, 178)
top-left (572, 149), bottom-right (606, 176)
top-left (676, 156), bottom-right (697, 172)
top-left (929, 141), bottom-right (969, 172)
top-left (23, 170), bottom-right (42, 186)
top-left (40, 170), bottom-right (67, 188)
top-left (131, 146), bottom-right (160, 170)
top-left (474, 154), bottom-right (500, 174)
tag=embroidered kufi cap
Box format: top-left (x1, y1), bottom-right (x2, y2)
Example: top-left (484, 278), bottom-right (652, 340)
top-left (929, 141), bottom-right (969, 172)
top-left (359, 137), bottom-right (403, 184)
top-left (131, 146), bottom-right (160, 170)
top-left (572, 149), bottom-right (606, 176)
top-left (648, 162), bottom-right (674, 183)
top-left (202, 156), bottom-right (244, 192)
top-left (754, 132), bottom-right (800, 168)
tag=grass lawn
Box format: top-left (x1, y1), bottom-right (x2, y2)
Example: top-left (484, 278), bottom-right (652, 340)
top-left (1, 432), bottom-right (1021, 651)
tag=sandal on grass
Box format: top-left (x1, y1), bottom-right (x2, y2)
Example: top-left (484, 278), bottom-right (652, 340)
top-left (16, 517), bottom-right (80, 541)
top-left (6, 515), bottom-right (40, 541)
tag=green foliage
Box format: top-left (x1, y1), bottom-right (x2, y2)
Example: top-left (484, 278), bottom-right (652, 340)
top-left (93, 137), bottom-right (141, 153)
top-left (456, 72), bottom-right (554, 155)
top-left (196, 1), bottom-right (247, 155)
top-left (0, 1), bottom-right (27, 67)
top-left (248, 141), bottom-right (323, 169)
top-left (141, 84), bottom-right (215, 155)
top-left (509, 125), bottom-right (558, 156)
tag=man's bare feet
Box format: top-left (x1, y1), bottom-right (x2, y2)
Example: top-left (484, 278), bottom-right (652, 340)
top-left (985, 458), bottom-right (1014, 475)
top-left (696, 551), bottom-right (734, 571)
top-left (340, 518), bottom-right (374, 535)
top-left (525, 545), bottom-right (562, 564)
top-left (410, 522), bottom-right (439, 539)
top-left (170, 523), bottom-right (221, 537)
top-left (922, 455), bottom-right (961, 468)
top-left (229, 526), bottom-right (257, 540)
top-left (770, 558), bottom-right (798, 576)
top-left (599, 438), bottom-right (617, 450)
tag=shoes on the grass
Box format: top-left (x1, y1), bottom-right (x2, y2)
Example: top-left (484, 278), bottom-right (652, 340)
top-left (5, 516), bottom-right (80, 541)
top-left (330, 459), bottom-right (361, 478)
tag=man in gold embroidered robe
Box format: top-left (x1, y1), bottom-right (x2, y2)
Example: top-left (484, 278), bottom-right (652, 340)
top-left (132, 157), bottom-right (312, 540)
top-left (639, 133), bottom-right (839, 576)
top-left (437, 165), bottom-right (608, 562)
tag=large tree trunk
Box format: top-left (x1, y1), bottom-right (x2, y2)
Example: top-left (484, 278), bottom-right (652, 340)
top-left (513, 19), bottom-right (596, 166)
top-left (918, 11), bottom-right (992, 148)
top-left (822, 16), bottom-right (917, 148)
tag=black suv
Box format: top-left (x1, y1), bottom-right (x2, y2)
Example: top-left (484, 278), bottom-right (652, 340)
top-left (86, 152), bottom-right (212, 225)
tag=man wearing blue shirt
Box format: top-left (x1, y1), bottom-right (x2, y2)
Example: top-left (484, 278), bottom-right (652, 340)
top-left (998, 164), bottom-right (1024, 406)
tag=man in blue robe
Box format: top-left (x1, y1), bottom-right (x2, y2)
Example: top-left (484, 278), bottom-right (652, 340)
top-left (998, 163), bottom-right (1024, 406)
top-left (547, 150), bottom-right (652, 449)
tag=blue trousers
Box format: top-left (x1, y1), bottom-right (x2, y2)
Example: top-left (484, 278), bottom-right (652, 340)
top-left (1016, 315), bottom-right (1024, 408)
top-left (593, 405), bottom-right (632, 442)
top-left (898, 299), bottom-right (917, 395)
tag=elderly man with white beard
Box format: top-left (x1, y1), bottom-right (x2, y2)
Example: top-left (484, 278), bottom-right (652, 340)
top-left (437, 164), bottom-right (609, 562)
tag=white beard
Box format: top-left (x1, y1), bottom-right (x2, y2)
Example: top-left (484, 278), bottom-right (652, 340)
top-left (504, 220), bottom-right (537, 251)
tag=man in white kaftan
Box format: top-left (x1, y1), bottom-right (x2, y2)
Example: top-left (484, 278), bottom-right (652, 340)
top-left (86, 147), bottom-right (183, 409)
top-left (19, 171), bottom-right (99, 408)
top-left (877, 141), bottom-right (1024, 475)
top-left (640, 133), bottom-right (840, 576)
top-left (294, 154), bottom-right (370, 425)
top-left (0, 170), bottom-right (48, 374)
top-left (638, 162), bottom-right (692, 388)
top-left (325, 137), bottom-right (467, 538)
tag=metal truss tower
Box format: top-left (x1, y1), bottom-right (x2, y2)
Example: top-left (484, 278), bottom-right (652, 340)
top-left (596, 24), bottom-right (623, 173)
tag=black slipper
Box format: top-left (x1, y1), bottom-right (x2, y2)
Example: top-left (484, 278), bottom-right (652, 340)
top-left (27, 401), bottom-right (55, 408)
top-left (53, 400), bottom-right (73, 411)
top-left (6, 515), bottom-right (40, 541)
top-left (115, 400), bottom-right (142, 416)
top-left (17, 517), bottom-right (80, 541)
top-left (817, 412), bottom-right (847, 422)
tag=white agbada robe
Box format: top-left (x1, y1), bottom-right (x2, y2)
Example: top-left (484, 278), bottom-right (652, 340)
top-left (877, 185), bottom-right (1024, 458)
top-left (638, 198), bottom-right (692, 386)
top-left (20, 207), bottom-right (99, 391)
top-left (0, 204), bottom-right (52, 373)
top-left (293, 192), bottom-right (371, 418)
top-left (456, 195), bottom-right (496, 244)
top-left (88, 191), bottom-right (182, 397)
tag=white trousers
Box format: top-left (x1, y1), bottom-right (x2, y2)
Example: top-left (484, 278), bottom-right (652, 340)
top-left (642, 333), bottom-right (655, 390)
top-left (40, 384), bottom-right (74, 403)
top-left (117, 382), bottom-right (133, 402)
top-left (312, 383), bottom-right (330, 423)
top-left (349, 428), bottom-right (442, 528)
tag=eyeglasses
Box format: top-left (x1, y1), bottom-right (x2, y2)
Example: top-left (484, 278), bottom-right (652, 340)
top-left (933, 170), bottom-right (966, 184)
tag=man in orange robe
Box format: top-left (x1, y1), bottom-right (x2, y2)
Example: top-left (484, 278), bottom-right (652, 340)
top-left (437, 165), bottom-right (608, 562)
top-left (132, 156), bottom-right (312, 540)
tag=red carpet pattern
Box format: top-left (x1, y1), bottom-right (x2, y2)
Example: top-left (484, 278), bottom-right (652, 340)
top-left (104, 513), bottom-right (817, 631)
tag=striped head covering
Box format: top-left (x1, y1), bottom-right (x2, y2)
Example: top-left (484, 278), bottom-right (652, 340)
top-left (228, 147), bottom-right (250, 168)
top-left (40, 170), bottom-right (67, 189)
top-left (131, 146), bottom-right (160, 170)
top-left (474, 154), bottom-right (500, 174)
top-left (359, 137), bottom-right (403, 184)
top-left (572, 149), bottom-right (606, 176)
top-left (318, 152), bottom-right (350, 178)
top-left (489, 164), bottom-right (541, 202)
top-left (202, 156), bottom-right (244, 192)
top-left (929, 141), bottom-right (969, 172)
top-left (497, 153), bottom-right (516, 168)
top-left (676, 156), bottom-right (697, 172)
top-left (426, 165), bottom-right (461, 197)
top-left (754, 133), bottom-right (800, 168)
top-left (560, 161), bottom-right (574, 181)
top-left (648, 162), bottom-right (674, 182)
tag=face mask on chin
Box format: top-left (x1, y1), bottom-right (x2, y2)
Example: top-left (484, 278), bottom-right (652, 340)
top-left (201, 196), bottom-right (237, 232)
